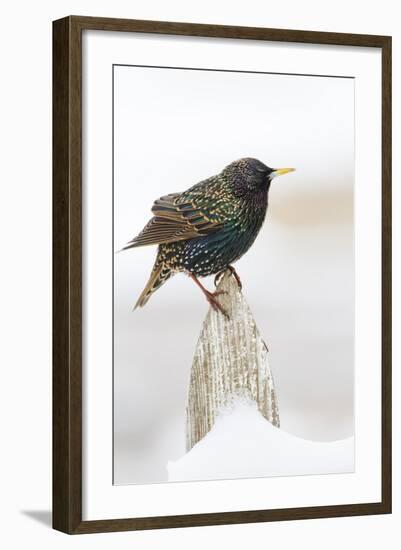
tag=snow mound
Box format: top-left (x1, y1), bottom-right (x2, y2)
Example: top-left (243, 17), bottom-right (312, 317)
top-left (167, 399), bottom-right (354, 482)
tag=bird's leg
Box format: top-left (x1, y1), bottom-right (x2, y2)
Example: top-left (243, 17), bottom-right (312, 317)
top-left (214, 265), bottom-right (242, 290)
top-left (188, 273), bottom-right (229, 318)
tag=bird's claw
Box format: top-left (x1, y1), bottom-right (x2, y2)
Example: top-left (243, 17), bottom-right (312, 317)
top-left (213, 290), bottom-right (227, 297)
top-left (214, 272), bottom-right (223, 287)
top-left (206, 290), bottom-right (229, 318)
top-left (214, 266), bottom-right (242, 290)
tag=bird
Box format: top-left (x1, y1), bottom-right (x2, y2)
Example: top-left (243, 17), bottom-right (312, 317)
top-left (122, 158), bottom-right (295, 316)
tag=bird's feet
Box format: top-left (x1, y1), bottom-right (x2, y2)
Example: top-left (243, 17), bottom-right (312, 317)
top-left (204, 289), bottom-right (229, 318)
top-left (214, 265), bottom-right (242, 290)
top-left (188, 273), bottom-right (229, 318)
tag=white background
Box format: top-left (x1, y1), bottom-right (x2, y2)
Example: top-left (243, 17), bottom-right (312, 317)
top-left (0, 0), bottom-right (399, 548)
top-left (114, 62), bottom-right (355, 484)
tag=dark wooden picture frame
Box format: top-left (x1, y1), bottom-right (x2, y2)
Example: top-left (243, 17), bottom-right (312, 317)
top-left (53, 15), bottom-right (392, 534)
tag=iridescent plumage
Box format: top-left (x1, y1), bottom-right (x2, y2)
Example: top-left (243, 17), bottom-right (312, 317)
top-left (123, 158), bottom-right (294, 313)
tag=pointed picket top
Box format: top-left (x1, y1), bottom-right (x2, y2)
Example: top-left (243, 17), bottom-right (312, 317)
top-left (186, 269), bottom-right (280, 451)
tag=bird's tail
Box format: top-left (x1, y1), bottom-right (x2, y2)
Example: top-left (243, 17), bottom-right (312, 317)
top-left (135, 261), bottom-right (173, 309)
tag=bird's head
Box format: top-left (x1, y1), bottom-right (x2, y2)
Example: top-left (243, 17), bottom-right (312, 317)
top-left (223, 158), bottom-right (295, 198)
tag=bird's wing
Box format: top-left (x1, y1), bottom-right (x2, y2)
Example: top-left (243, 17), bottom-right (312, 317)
top-left (122, 193), bottom-right (224, 250)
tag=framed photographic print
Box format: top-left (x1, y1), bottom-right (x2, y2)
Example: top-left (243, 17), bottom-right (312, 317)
top-left (53, 16), bottom-right (392, 534)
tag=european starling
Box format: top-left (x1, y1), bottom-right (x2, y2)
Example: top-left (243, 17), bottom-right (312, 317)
top-left (122, 158), bottom-right (295, 315)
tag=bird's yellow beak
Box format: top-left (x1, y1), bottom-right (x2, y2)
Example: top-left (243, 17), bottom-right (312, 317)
top-left (271, 167), bottom-right (296, 178)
